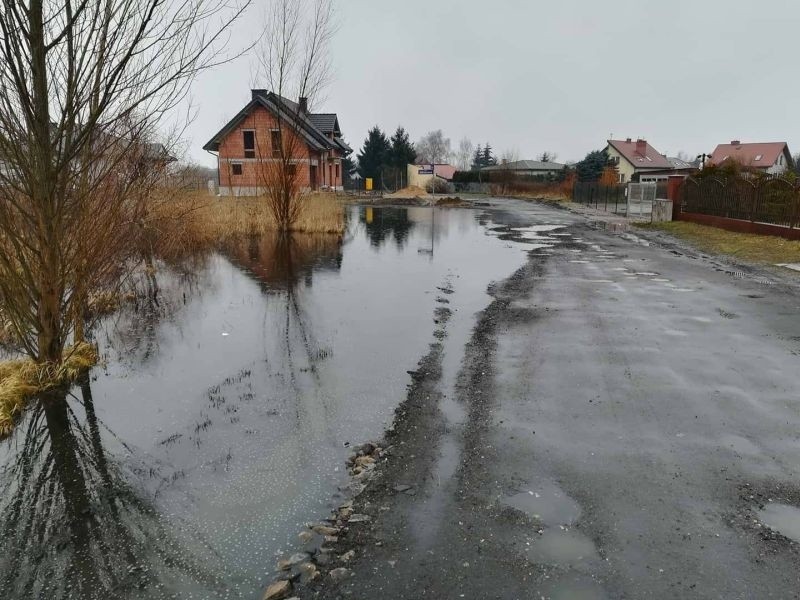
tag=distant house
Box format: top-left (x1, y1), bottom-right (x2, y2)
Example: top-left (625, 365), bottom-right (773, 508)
top-left (633, 156), bottom-right (698, 182)
top-left (604, 139), bottom-right (673, 183)
top-left (203, 89), bottom-right (351, 196)
top-left (406, 163), bottom-right (457, 189)
top-left (709, 141), bottom-right (793, 175)
top-left (480, 159), bottom-right (565, 177)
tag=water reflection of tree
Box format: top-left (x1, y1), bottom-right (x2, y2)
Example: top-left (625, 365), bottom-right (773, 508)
top-left (359, 206), bottom-right (416, 249)
top-left (98, 258), bottom-right (209, 367)
top-left (0, 378), bottom-right (217, 599)
top-left (223, 233), bottom-right (342, 291)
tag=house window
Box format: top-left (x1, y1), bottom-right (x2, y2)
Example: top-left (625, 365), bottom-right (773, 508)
top-left (271, 129), bottom-right (282, 157)
top-left (243, 130), bottom-right (255, 158)
top-left (619, 173), bottom-right (626, 183)
top-left (335, 164), bottom-right (340, 180)
top-left (231, 162), bottom-right (243, 176)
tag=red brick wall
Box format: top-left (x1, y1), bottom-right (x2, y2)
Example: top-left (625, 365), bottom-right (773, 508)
top-left (218, 105), bottom-right (343, 191)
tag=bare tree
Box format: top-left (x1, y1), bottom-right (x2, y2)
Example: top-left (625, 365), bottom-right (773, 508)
top-left (0, 0), bottom-right (251, 365)
top-left (455, 137), bottom-right (474, 171)
top-left (255, 0), bottom-right (336, 231)
top-left (416, 130), bottom-right (453, 165)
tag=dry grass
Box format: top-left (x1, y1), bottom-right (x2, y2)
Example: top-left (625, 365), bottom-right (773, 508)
top-left (637, 221), bottom-right (800, 265)
top-left (0, 342), bottom-right (99, 437)
top-left (145, 189), bottom-right (345, 260)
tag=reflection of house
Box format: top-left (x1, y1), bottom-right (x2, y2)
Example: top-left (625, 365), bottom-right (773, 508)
top-left (709, 141), bottom-right (793, 175)
top-left (361, 206), bottom-right (416, 249)
top-left (480, 159), bottom-right (565, 177)
top-left (223, 234), bottom-right (343, 291)
top-left (604, 138), bottom-right (672, 183)
top-left (406, 163), bottom-right (456, 189)
top-left (203, 89), bottom-right (351, 196)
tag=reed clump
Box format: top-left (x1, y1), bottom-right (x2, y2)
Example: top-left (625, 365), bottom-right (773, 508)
top-left (0, 342), bottom-right (99, 437)
top-left (145, 189), bottom-right (345, 259)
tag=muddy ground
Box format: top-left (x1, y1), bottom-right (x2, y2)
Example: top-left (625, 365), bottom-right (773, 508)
top-left (289, 199), bottom-right (800, 600)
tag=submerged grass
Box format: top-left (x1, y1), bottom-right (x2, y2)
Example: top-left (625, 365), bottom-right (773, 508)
top-left (0, 342), bottom-right (99, 437)
top-left (636, 221), bottom-right (800, 265)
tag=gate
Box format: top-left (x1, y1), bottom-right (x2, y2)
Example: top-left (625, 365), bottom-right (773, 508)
top-left (627, 183), bottom-right (656, 218)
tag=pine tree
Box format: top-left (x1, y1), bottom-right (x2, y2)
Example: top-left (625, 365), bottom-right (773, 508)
top-left (472, 145), bottom-right (483, 170)
top-left (575, 149), bottom-right (612, 182)
top-left (389, 127), bottom-right (417, 169)
top-left (357, 126), bottom-right (391, 180)
top-left (483, 143), bottom-right (496, 167)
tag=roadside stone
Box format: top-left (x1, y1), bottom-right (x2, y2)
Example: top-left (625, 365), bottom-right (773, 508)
top-left (348, 514), bottom-right (372, 523)
top-left (298, 531), bottom-right (313, 544)
top-left (262, 580), bottom-right (291, 600)
top-left (339, 507), bottom-right (353, 519)
top-left (340, 550), bottom-right (356, 562)
top-left (324, 535), bottom-right (339, 543)
top-left (329, 567), bottom-right (353, 582)
top-left (312, 525), bottom-right (340, 536)
top-left (298, 562), bottom-right (318, 581)
top-left (393, 484), bottom-right (412, 493)
top-left (355, 455), bottom-right (376, 467)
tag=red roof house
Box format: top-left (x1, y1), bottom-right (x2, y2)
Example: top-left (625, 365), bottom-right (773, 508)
top-left (604, 139), bottom-right (672, 183)
top-left (709, 141), bottom-right (793, 174)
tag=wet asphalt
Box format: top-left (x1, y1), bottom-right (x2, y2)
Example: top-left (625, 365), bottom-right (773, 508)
top-left (302, 199), bottom-right (800, 600)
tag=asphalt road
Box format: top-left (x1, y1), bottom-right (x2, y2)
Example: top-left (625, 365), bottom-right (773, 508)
top-left (303, 200), bottom-right (800, 600)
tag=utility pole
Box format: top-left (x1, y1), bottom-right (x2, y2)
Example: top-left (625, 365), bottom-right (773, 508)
top-left (696, 153), bottom-right (711, 170)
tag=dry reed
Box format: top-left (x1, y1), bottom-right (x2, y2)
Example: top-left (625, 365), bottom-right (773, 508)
top-left (145, 189), bottom-right (345, 260)
top-left (0, 342), bottom-right (99, 437)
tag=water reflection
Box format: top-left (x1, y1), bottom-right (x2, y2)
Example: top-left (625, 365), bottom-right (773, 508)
top-left (0, 378), bottom-right (216, 599)
top-left (223, 233), bottom-right (343, 291)
top-left (360, 206), bottom-right (416, 249)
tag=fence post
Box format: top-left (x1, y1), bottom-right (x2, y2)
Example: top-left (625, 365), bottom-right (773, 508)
top-left (667, 175), bottom-right (683, 220)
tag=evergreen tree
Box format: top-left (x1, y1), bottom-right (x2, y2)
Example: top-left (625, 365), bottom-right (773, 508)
top-left (357, 126), bottom-right (391, 180)
top-left (471, 145), bottom-right (483, 170)
top-left (575, 149), bottom-right (612, 182)
top-left (482, 143), bottom-right (496, 167)
top-left (389, 127), bottom-right (416, 169)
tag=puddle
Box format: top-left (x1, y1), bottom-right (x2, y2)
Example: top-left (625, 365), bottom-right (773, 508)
top-left (0, 206), bottom-right (533, 600)
top-left (513, 225), bottom-right (566, 233)
top-left (527, 529), bottom-right (599, 565)
top-left (758, 503), bottom-right (800, 543)
top-left (502, 481), bottom-right (581, 526)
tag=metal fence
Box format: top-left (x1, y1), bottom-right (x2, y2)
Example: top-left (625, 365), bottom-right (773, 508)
top-left (572, 182), bottom-right (628, 213)
top-left (681, 176), bottom-right (800, 228)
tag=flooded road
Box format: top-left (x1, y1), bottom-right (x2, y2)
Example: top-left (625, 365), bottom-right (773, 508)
top-left (0, 205), bottom-right (538, 599)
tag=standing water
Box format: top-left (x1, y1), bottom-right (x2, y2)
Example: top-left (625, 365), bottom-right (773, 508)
top-left (0, 205), bottom-right (541, 598)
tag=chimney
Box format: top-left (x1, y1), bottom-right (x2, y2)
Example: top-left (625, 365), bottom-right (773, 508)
top-left (299, 97), bottom-right (308, 113)
top-left (636, 138), bottom-right (647, 156)
top-left (251, 89), bottom-right (267, 100)
top-left (626, 137), bottom-right (632, 143)
top-left (731, 140), bottom-right (741, 146)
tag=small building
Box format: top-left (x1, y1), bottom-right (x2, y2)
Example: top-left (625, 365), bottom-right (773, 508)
top-left (709, 140), bottom-right (793, 175)
top-left (407, 163), bottom-right (457, 190)
top-left (203, 89), bottom-right (351, 196)
top-left (637, 156), bottom-right (697, 183)
top-left (604, 138), bottom-right (673, 183)
top-left (480, 159), bottom-right (565, 177)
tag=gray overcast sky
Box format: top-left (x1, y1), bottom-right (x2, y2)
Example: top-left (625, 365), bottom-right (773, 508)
top-left (186, 0), bottom-right (800, 167)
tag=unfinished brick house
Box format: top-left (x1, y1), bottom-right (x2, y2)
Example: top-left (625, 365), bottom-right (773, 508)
top-left (203, 89), bottom-right (351, 196)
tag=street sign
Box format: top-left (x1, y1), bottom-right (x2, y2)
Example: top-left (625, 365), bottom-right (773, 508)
top-left (418, 169), bottom-right (433, 175)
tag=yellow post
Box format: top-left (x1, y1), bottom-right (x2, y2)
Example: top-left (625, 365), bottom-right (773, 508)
top-left (366, 206), bottom-right (373, 224)
top-left (366, 178), bottom-right (373, 191)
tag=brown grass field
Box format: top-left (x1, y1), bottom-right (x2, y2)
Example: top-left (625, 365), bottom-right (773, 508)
top-left (146, 189), bottom-right (346, 260)
top-left (637, 221), bottom-right (800, 265)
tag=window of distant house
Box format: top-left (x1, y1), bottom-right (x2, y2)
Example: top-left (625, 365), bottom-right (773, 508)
top-left (335, 164), bottom-right (340, 179)
top-left (243, 130), bottom-right (255, 158)
top-left (755, 154), bottom-right (763, 161)
top-left (619, 173), bottom-right (626, 183)
top-left (232, 162), bottom-right (243, 176)
top-left (271, 129), bottom-right (282, 157)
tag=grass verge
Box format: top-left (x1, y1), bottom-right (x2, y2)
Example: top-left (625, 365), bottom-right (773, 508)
top-left (636, 221), bottom-right (800, 265)
top-left (0, 342), bottom-right (99, 437)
